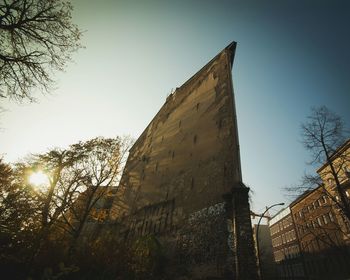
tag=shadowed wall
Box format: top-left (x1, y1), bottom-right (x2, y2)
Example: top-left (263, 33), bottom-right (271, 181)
top-left (109, 42), bottom-right (258, 279)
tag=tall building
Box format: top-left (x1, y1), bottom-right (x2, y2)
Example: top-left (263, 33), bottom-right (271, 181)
top-left (108, 42), bottom-right (259, 279)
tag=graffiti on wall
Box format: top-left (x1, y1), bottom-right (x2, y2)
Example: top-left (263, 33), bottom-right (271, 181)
top-left (176, 202), bottom-right (230, 266)
top-left (124, 199), bottom-right (175, 239)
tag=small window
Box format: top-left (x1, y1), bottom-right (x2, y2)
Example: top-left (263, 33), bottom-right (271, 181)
top-left (328, 178), bottom-right (334, 186)
top-left (323, 214), bottom-right (328, 224)
top-left (328, 212), bottom-right (335, 222)
top-left (322, 196), bottom-right (327, 204)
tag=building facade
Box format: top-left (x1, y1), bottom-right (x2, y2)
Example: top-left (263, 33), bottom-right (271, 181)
top-left (316, 139), bottom-right (350, 240)
top-left (106, 42), bottom-right (258, 280)
top-left (269, 139), bottom-right (350, 280)
top-left (269, 207), bottom-right (305, 279)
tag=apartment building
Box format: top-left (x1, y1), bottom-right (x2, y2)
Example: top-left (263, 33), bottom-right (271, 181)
top-left (290, 185), bottom-right (350, 280)
top-left (269, 207), bottom-right (305, 279)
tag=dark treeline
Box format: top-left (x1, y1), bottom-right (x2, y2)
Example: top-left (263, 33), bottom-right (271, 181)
top-left (0, 136), bottom-right (170, 279)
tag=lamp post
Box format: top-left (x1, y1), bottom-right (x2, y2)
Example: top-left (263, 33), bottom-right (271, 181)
top-left (256, 202), bottom-right (285, 280)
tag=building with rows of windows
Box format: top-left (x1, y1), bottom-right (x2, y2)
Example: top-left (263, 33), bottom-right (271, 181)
top-left (269, 139), bottom-right (350, 280)
top-left (269, 207), bottom-right (306, 279)
top-left (290, 185), bottom-right (349, 280)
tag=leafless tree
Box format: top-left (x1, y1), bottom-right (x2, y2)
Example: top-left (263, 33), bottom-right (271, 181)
top-left (300, 106), bottom-right (350, 222)
top-left (286, 106), bottom-right (349, 223)
top-left (0, 0), bottom-right (82, 101)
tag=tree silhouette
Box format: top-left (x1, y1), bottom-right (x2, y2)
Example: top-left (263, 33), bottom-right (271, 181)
top-left (56, 136), bottom-right (133, 258)
top-left (300, 106), bottom-right (350, 223)
top-left (0, 0), bottom-right (82, 101)
top-left (0, 158), bottom-right (39, 276)
top-left (0, 136), bottom-right (134, 277)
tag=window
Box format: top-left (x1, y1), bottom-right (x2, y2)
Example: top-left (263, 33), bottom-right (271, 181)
top-left (328, 212), bottom-right (335, 222)
top-left (299, 226), bottom-right (303, 235)
top-left (344, 167), bottom-right (350, 178)
top-left (317, 217), bottom-right (322, 226)
top-left (328, 178), bottom-right (334, 186)
top-left (323, 214), bottom-right (328, 224)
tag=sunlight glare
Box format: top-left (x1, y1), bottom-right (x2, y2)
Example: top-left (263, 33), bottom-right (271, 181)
top-left (29, 171), bottom-right (49, 190)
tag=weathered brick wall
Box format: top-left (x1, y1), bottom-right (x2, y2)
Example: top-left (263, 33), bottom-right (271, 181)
top-left (109, 43), bottom-right (258, 279)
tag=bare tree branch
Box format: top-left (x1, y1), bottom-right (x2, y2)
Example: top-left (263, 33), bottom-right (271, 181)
top-left (0, 0), bottom-right (82, 101)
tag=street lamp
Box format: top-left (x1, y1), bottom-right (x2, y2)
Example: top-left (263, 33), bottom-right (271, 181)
top-left (256, 202), bottom-right (285, 280)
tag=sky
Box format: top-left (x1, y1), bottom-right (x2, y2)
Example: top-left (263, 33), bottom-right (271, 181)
top-left (1, 0), bottom-right (350, 217)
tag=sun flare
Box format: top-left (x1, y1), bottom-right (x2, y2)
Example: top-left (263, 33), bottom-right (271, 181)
top-left (29, 171), bottom-right (49, 190)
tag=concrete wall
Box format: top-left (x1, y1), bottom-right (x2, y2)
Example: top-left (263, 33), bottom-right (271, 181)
top-left (110, 43), bottom-right (258, 280)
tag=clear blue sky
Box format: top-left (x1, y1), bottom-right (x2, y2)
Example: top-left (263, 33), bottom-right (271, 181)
top-left (1, 0), bottom-right (349, 215)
